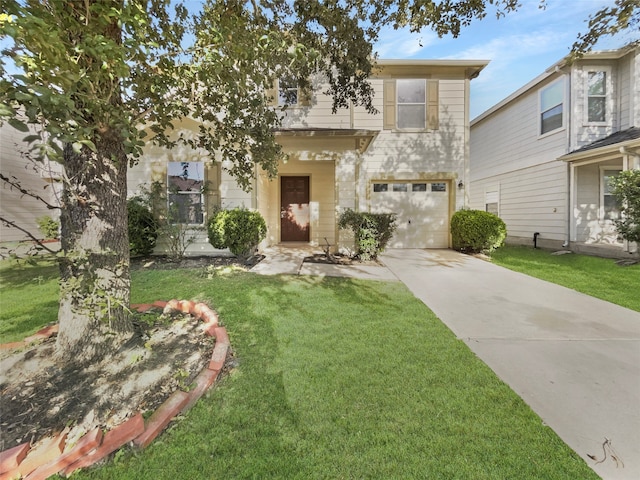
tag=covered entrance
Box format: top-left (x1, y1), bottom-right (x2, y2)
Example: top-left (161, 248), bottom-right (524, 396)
top-left (280, 176), bottom-right (310, 242)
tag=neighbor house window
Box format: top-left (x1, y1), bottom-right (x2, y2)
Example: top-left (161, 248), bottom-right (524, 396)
top-left (167, 162), bottom-right (205, 224)
top-left (278, 77), bottom-right (299, 106)
top-left (586, 70), bottom-right (607, 123)
top-left (540, 78), bottom-right (564, 135)
top-left (485, 189), bottom-right (499, 215)
top-left (601, 169), bottom-right (621, 220)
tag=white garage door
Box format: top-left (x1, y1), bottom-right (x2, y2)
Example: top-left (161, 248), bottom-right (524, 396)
top-left (370, 181), bottom-right (450, 248)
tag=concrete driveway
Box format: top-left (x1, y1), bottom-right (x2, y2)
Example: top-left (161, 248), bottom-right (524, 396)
top-left (380, 249), bottom-right (640, 480)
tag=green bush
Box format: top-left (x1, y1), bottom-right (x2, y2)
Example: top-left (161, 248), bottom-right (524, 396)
top-left (338, 209), bottom-right (397, 261)
top-left (610, 169), bottom-right (640, 243)
top-left (36, 216), bottom-right (59, 239)
top-left (127, 197), bottom-right (159, 256)
top-left (207, 208), bottom-right (266, 258)
top-left (451, 209), bottom-right (506, 254)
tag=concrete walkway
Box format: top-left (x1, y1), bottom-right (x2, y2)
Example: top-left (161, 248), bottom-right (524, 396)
top-left (251, 245), bottom-right (398, 281)
top-left (380, 249), bottom-right (640, 480)
top-left (252, 245), bottom-right (640, 479)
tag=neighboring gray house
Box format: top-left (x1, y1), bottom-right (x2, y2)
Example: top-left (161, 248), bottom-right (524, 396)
top-left (0, 121), bottom-right (62, 244)
top-left (470, 42), bottom-right (639, 258)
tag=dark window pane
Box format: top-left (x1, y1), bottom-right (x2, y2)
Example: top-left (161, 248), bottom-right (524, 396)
top-left (486, 203), bottom-right (498, 215)
top-left (412, 183), bottom-right (427, 192)
top-left (541, 104), bottom-right (563, 134)
top-left (169, 193), bottom-right (204, 224)
top-left (588, 97), bottom-right (606, 122)
top-left (588, 71), bottom-right (606, 95)
top-left (431, 182), bottom-right (446, 192)
top-left (392, 183), bottom-right (407, 192)
top-left (373, 183), bottom-right (388, 192)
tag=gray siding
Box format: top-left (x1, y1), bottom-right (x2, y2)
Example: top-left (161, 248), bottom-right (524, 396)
top-left (0, 122), bottom-right (61, 243)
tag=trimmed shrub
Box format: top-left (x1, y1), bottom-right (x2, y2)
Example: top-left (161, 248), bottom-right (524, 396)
top-left (36, 216), bottom-right (59, 239)
top-left (127, 197), bottom-right (159, 256)
top-left (451, 209), bottom-right (506, 254)
top-left (338, 209), bottom-right (397, 261)
top-left (207, 208), bottom-right (267, 258)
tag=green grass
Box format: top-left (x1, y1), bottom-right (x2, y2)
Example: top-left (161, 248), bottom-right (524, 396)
top-left (0, 257), bottom-right (60, 343)
top-left (82, 270), bottom-right (595, 479)
top-left (1, 257), bottom-right (598, 479)
top-left (490, 245), bottom-right (640, 312)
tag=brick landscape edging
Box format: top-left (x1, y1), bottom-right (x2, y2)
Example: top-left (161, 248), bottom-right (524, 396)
top-left (0, 300), bottom-right (229, 479)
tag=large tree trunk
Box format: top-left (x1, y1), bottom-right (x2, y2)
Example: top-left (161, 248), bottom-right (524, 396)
top-left (53, 0), bottom-right (133, 364)
top-left (56, 130), bottom-right (133, 364)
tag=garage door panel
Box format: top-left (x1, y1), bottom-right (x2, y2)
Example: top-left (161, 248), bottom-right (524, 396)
top-left (370, 182), bottom-right (449, 248)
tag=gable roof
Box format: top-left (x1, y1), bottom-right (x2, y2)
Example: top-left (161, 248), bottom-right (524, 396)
top-left (471, 42), bottom-right (639, 126)
top-left (559, 127), bottom-right (640, 162)
top-left (571, 127), bottom-right (640, 154)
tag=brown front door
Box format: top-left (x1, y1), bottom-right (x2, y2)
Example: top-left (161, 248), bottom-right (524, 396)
top-left (281, 176), bottom-right (310, 242)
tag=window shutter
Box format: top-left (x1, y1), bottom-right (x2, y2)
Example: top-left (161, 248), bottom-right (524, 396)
top-left (427, 80), bottom-right (439, 130)
top-left (205, 162), bottom-right (221, 216)
top-left (299, 83), bottom-right (312, 106)
top-left (265, 80), bottom-right (278, 107)
top-left (383, 79), bottom-right (396, 130)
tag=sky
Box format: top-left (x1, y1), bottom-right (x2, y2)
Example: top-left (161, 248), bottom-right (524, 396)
top-left (373, 0), bottom-right (638, 119)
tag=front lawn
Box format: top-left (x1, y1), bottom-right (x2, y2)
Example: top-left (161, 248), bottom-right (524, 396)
top-left (1, 258), bottom-right (597, 479)
top-left (490, 246), bottom-right (640, 312)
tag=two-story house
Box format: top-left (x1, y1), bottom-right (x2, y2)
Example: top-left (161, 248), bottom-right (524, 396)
top-left (470, 42), bottom-right (639, 258)
top-left (129, 59), bottom-right (488, 255)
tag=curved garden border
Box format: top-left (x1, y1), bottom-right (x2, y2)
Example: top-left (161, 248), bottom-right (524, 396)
top-left (0, 300), bottom-right (228, 480)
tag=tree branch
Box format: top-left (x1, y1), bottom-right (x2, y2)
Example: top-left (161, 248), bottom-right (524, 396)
top-left (0, 172), bottom-right (61, 210)
top-left (0, 216), bottom-right (58, 254)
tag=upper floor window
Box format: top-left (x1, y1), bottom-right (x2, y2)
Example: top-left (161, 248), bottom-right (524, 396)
top-left (278, 76), bottom-right (299, 106)
top-left (167, 161), bottom-right (204, 225)
top-left (397, 79), bottom-right (426, 129)
top-left (384, 79), bottom-right (439, 131)
top-left (586, 70), bottom-right (608, 123)
top-left (540, 78), bottom-right (564, 135)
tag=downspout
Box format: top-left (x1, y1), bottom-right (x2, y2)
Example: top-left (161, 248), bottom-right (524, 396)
top-left (564, 69), bottom-right (572, 249)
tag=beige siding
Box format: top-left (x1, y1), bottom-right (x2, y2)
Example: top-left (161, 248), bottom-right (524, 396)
top-left (0, 122), bottom-right (61, 243)
top-left (130, 119), bottom-right (230, 256)
top-left (278, 74), bottom-right (351, 129)
top-left (260, 157), bottom-right (335, 246)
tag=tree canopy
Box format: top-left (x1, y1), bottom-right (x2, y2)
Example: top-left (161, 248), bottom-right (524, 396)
top-left (0, 0), bottom-right (637, 362)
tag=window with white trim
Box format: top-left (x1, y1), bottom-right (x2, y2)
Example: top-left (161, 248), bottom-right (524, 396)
top-left (278, 76), bottom-right (299, 106)
top-left (485, 190), bottom-right (499, 215)
top-left (601, 168), bottom-right (621, 221)
top-left (539, 78), bottom-right (564, 135)
top-left (397, 79), bottom-right (426, 129)
top-left (167, 162), bottom-right (205, 224)
top-left (383, 79), bottom-right (439, 130)
top-left (585, 69), bottom-right (610, 123)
